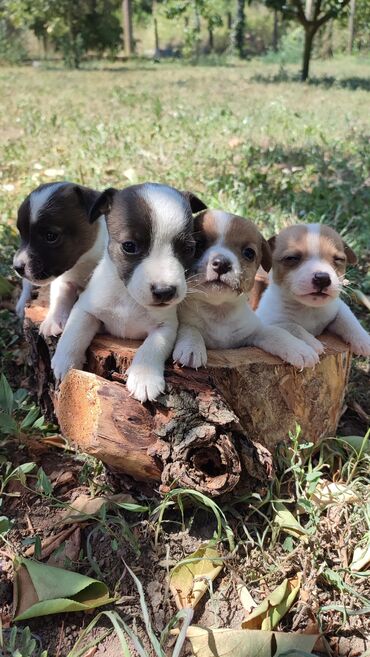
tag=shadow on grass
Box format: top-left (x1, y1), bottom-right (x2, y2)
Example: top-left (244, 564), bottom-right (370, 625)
top-left (251, 71), bottom-right (370, 91)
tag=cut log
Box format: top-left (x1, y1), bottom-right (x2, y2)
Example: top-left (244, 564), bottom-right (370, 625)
top-left (24, 295), bottom-right (352, 497)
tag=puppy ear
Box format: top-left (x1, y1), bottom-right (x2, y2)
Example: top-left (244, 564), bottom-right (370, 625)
top-left (182, 191), bottom-right (207, 214)
top-left (343, 242), bottom-right (358, 265)
top-left (89, 188), bottom-right (117, 223)
top-left (261, 238), bottom-right (272, 272)
top-left (268, 235), bottom-right (276, 252)
top-left (73, 185), bottom-right (100, 217)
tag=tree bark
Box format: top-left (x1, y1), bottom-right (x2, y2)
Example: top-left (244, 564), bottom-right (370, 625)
top-left (233, 0), bottom-right (246, 58)
top-left (122, 0), bottom-right (134, 57)
top-left (348, 0), bottom-right (356, 54)
top-left (302, 26), bottom-right (315, 81)
top-left (272, 10), bottom-right (279, 52)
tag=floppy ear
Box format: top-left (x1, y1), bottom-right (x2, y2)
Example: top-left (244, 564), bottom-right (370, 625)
top-left (343, 242), bottom-right (358, 266)
top-left (73, 185), bottom-right (100, 217)
top-left (89, 188), bottom-right (117, 223)
top-left (268, 235), bottom-right (276, 252)
top-left (261, 238), bottom-right (272, 272)
top-left (182, 191), bottom-right (208, 214)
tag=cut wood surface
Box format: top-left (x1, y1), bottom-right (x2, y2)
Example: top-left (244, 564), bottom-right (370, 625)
top-left (24, 293), bottom-right (352, 497)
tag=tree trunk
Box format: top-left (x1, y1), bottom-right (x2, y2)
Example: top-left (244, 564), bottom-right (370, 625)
top-left (302, 27), bottom-right (315, 81)
top-left (233, 0), bottom-right (246, 58)
top-left (24, 295), bottom-right (351, 498)
top-left (122, 0), bottom-right (134, 58)
top-left (208, 26), bottom-right (214, 52)
top-left (272, 10), bottom-right (279, 52)
top-left (348, 0), bottom-right (356, 54)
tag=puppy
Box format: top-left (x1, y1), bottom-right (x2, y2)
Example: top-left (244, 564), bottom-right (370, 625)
top-left (173, 210), bottom-right (320, 368)
top-left (51, 183), bottom-right (206, 402)
top-left (13, 182), bottom-right (106, 336)
top-left (257, 223), bottom-right (370, 356)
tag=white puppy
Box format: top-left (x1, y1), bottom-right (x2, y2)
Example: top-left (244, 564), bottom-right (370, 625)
top-left (257, 223), bottom-right (370, 356)
top-left (52, 183), bottom-right (206, 402)
top-left (173, 210), bottom-right (320, 368)
top-left (13, 182), bottom-right (106, 336)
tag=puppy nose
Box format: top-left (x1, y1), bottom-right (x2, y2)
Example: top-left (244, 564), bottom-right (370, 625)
top-left (312, 272), bottom-right (331, 290)
top-left (211, 256), bottom-right (232, 275)
top-left (14, 262), bottom-right (25, 277)
top-left (151, 284), bottom-right (177, 303)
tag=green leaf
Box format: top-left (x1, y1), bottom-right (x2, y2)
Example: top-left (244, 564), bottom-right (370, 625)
top-left (36, 468), bottom-right (53, 496)
top-left (273, 502), bottom-right (308, 539)
top-left (0, 515), bottom-right (11, 535)
top-left (0, 374), bottom-right (14, 415)
top-left (0, 274), bottom-right (13, 297)
top-left (170, 544), bottom-right (223, 609)
top-left (0, 412), bottom-right (18, 435)
top-left (242, 575), bottom-right (301, 631)
top-left (13, 557), bottom-right (113, 620)
top-left (21, 407), bottom-right (41, 430)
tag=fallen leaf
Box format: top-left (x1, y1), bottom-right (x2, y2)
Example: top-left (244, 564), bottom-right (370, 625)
top-left (228, 136), bottom-right (244, 149)
top-left (311, 481), bottom-right (359, 508)
top-left (49, 470), bottom-right (75, 488)
top-left (242, 574), bottom-right (301, 631)
top-left (170, 544), bottom-right (223, 610)
top-left (24, 525), bottom-right (78, 559)
top-left (273, 502), bottom-right (307, 539)
top-left (237, 583), bottom-right (256, 614)
top-left (123, 167), bottom-right (137, 183)
top-left (61, 493), bottom-right (140, 523)
top-left (351, 540), bottom-right (370, 572)
top-left (47, 526), bottom-right (81, 567)
top-left (41, 434), bottom-right (69, 449)
top-left (186, 626), bottom-right (320, 657)
top-left (352, 289), bottom-right (370, 311)
top-left (13, 557), bottom-right (112, 620)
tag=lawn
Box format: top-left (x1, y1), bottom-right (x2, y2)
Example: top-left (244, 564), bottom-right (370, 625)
top-left (0, 56), bottom-right (370, 656)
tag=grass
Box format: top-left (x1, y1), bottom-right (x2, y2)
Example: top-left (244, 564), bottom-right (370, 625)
top-left (0, 55), bottom-right (369, 655)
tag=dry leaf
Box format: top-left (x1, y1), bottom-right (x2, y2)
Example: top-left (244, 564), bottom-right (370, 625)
top-left (61, 493), bottom-right (138, 523)
top-left (273, 502), bottom-right (307, 539)
top-left (44, 167), bottom-right (65, 177)
top-left (186, 626), bottom-right (320, 657)
top-left (228, 136), bottom-right (244, 149)
top-left (24, 525), bottom-right (78, 559)
top-left (353, 289), bottom-right (370, 311)
top-left (47, 527), bottom-right (81, 567)
top-left (170, 544), bottom-right (223, 610)
top-left (41, 434), bottom-right (69, 449)
top-left (350, 540), bottom-right (370, 571)
top-left (311, 481), bottom-right (359, 508)
top-left (123, 167), bottom-right (137, 182)
top-left (237, 583), bottom-right (256, 614)
top-left (242, 574), bottom-right (301, 631)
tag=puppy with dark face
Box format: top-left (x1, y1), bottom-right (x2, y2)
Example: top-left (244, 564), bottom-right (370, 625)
top-left (257, 223), bottom-right (370, 356)
top-left (173, 210), bottom-right (320, 369)
top-left (13, 182), bottom-right (107, 336)
top-left (52, 183), bottom-right (206, 402)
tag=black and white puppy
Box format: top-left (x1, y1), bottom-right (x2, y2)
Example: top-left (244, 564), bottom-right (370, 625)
top-left (173, 210), bottom-right (320, 369)
top-left (13, 182), bottom-right (107, 336)
top-left (51, 183), bottom-right (206, 402)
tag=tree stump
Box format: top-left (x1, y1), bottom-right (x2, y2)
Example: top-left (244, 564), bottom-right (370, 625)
top-left (24, 292), bottom-right (352, 498)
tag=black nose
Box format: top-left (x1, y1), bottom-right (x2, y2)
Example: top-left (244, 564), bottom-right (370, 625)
top-left (312, 272), bottom-right (331, 291)
top-left (211, 256), bottom-right (232, 275)
top-left (151, 284), bottom-right (177, 303)
top-left (14, 263), bottom-right (25, 277)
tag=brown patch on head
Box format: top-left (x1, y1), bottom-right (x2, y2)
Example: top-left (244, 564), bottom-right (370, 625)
top-left (14, 182), bottom-right (100, 282)
top-left (223, 214), bottom-right (271, 292)
top-left (270, 224), bottom-right (357, 285)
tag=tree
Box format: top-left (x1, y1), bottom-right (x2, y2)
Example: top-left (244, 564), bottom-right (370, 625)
top-left (233, 0), bottom-right (246, 57)
top-left (265, 0), bottom-right (351, 81)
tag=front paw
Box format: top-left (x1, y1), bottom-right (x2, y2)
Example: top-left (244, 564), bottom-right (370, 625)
top-left (283, 343), bottom-right (320, 369)
top-left (126, 365), bottom-right (165, 403)
top-left (350, 332), bottom-right (370, 357)
top-left (306, 336), bottom-right (325, 355)
top-left (40, 309), bottom-right (70, 337)
top-left (51, 349), bottom-right (84, 382)
top-left (173, 341), bottom-right (207, 369)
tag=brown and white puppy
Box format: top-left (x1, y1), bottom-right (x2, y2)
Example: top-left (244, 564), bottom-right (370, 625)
top-left (52, 183), bottom-right (207, 403)
top-left (257, 223), bottom-right (370, 356)
top-left (173, 210), bottom-right (320, 368)
top-left (13, 182), bottom-right (107, 336)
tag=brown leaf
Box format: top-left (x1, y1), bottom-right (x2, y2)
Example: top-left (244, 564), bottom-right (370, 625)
top-left (24, 525), bottom-right (78, 559)
top-left (47, 527), bottom-right (81, 567)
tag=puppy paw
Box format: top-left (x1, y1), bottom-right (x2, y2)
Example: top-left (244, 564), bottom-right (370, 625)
top-left (283, 343), bottom-right (320, 369)
top-left (126, 365), bottom-right (165, 403)
top-left (40, 309), bottom-right (70, 337)
top-left (350, 332), bottom-right (370, 357)
top-left (51, 349), bottom-right (84, 382)
top-left (173, 341), bottom-right (207, 369)
top-left (306, 336), bottom-right (325, 355)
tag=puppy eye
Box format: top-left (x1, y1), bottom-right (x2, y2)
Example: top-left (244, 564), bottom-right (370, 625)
top-left (334, 256), bottom-right (345, 264)
top-left (283, 255), bottom-right (301, 264)
top-left (122, 240), bottom-right (140, 255)
top-left (242, 247), bottom-right (256, 261)
top-left (184, 242), bottom-right (196, 257)
top-left (45, 231), bottom-right (59, 244)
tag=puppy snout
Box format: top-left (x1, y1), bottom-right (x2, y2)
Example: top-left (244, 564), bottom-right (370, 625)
top-left (211, 256), bottom-right (232, 276)
top-left (312, 272), bottom-right (331, 291)
top-left (150, 284), bottom-right (177, 304)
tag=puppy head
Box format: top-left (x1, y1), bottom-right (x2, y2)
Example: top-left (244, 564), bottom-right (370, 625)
top-left (90, 183), bottom-right (207, 308)
top-left (189, 210), bottom-right (271, 305)
top-left (269, 223), bottom-right (357, 307)
top-left (13, 182), bottom-right (100, 285)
